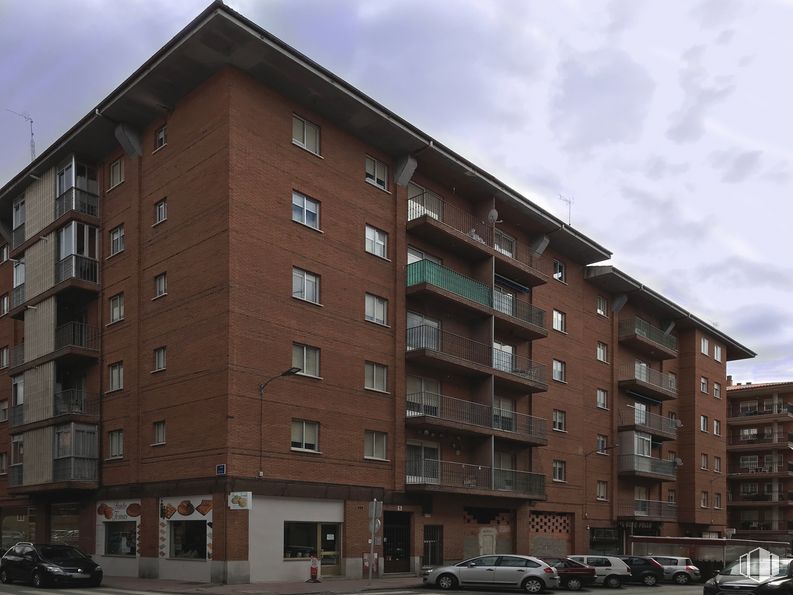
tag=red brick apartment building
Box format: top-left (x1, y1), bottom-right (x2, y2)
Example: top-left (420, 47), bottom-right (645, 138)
top-left (727, 381), bottom-right (793, 545)
top-left (0, 2), bottom-right (754, 583)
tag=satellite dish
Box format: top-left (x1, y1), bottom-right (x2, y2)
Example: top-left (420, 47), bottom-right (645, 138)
top-left (487, 209), bottom-right (499, 224)
top-left (674, 457), bottom-right (683, 467)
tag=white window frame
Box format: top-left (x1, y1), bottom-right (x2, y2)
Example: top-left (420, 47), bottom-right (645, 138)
top-left (365, 225), bottom-right (388, 259)
top-left (154, 273), bottom-right (167, 298)
top-left (109, 293), bottom-right (124, 323)
top-left (292, 267), bottom-right (320, 304)
top-left (596, 480), bottom-right (608, 501)
top-left (153, 421), bottom-right (166, 445)
top-left (700, 491), bottom-right (709, 508)
top-left (596, 434), bottom-right (608, 453)
top-left (365, 293), bottom-right (388, 326)
top-left (714, 345), bottom-right (722, 362)
top-left (364, 430), bottom-right (387, 460)
top-left (0, 452), bottom-right (6, 475)
top-left (494, 229), bottom-right (515, 257)
top-left (596, 388), bottom-right (608, 409)
top-left (552, 359), bottom-right (566, 383)
top-left (109, 225), bottom-right (125, 256)
top-left (0, 244), bottom-right (7, 263)
top-left (153, 347), bottom-right (166, 372)
top-left (365, 361), bottom-right (388, 392)
top-left (0, 295), bottom-right (7, 316)
top-left (596, 295), bottom-right (608, 317)
top-left (292, 115), bottom-right (320, 155)
top-left (700, 453), bottom-right (708, 469)
top-left (668, 489), bottom-right (676, 503)
top-left (552, 309), bottom-right (566, 333)
top-left (109, 430), bottom-right (124, 459)
top-left (291, 419), bottom-right (319, 452)
top-left (108, 362), bottom-right (124, 392)
top-left (0, 400), bottom-right (7, 422)
top-left (714, 493), bottom-right (722, 509)
top-left (700, 415), bottom-right (708, 432)
top-left (700, 377), bottom-right (708, 393)
top-left (109, 158), bottom-right (124, 189)
top-left (553, 260), bottom-right (566, 283)
top-left (154, 125), bottom-right (167, 150)
top-left (701, 336), bottom-right (709, 355)
top-left (713, 382), bottom-right (721, 399)
top-left (365, 156), bottom-right (389, 191)
top-left (292, 343), bottom-right (320, 378)
top-left (154, 199), bottom-right (168, 225)
top-left (291, 191), bottom-right (319, 230)
top-left (552, 409), bottom-right (566, 432)
top-left (596, 341), bottom-right (609, 363)
top-left (713, 419), bottom-right (721, 436)
top-left (714, 456), bottom-right (722, 472)
top-left (552, 459), bottom-right (566, 482)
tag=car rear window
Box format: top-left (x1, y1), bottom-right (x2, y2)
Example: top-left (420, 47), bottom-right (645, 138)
top-left (499, 556), bottom-right (532, 568)
top-left (654, 557), bottom-right (673, 565)
top-left (589, 557), bottom-right (611, 567)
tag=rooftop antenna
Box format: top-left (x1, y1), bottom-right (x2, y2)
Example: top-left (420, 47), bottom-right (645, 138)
top-left (558, 193), bottom-right (574, 225)
top-left (5, 108), bottom-right (36, 161)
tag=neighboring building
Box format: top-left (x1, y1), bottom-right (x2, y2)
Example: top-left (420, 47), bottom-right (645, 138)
top-left (0, 2), bottom-right (754, 583)
top-left (726, 381), bottom-right (793, 544)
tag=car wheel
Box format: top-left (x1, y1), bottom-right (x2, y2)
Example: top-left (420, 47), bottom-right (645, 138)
top-left (32, 570), bottom-right (45, 588)
top-left (523, 577), bottom-right (544, 593)
top-left (90, 577), bottom-right (102, 588)
top-left (437, 573), bottom-right (458, 590)
top-left (642, 574), bottom-right (658, 586)
top-left (605, 575), bottom-right (622, 588)
top-left (0, 569), bottom-right (9, 584)
top-left (674, 573), bottom-right (690, 585)
top-left (567, 577), bottom-right (583, 591)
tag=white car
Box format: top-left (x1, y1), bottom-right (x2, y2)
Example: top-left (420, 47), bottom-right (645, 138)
top-left (423, 554), bottom-right (560, 592)
top-left (567, 555), bottom-right (632, 588)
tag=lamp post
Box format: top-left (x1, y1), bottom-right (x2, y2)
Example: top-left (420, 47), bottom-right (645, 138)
top-left (583, 442), bottom-right (620, 543)
top-left (258, 367), bottom-right (301, 478)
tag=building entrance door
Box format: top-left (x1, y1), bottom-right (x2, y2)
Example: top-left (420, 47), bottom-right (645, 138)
top-left (319, 523), bottom-right (340, 575)
top-left (384, 511), bottom-right (411, 573)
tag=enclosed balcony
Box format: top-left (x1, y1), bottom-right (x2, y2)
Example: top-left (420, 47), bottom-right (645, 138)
top-left (727, 432), bottom-right (793, 451)
top-left (618, 454), bottom-right (677, 480)
top-left (618, 364), bottom-right (678, 401)
top-left (728, 492), bottom-right (793, 506)
top-left (8, 465), bottom-right (23, 487)
top-left (11, 224), bottom-right (25, 249)
top-left (617, 407), bottom-right (678, 441)
top-left (406, 391), bottom-right (548, 445)
top-left (728, 462), bottom-right (793, 478)
top-left (405, 459), bottom-right (545, 500)
top-left (728, 403), bottom-right (793, 425)
top-left (617, 500), bottom-right (678, 521)
top-left (11, 284), bottom-right (25, 309)
top-left (54, 187), bottom-right (99, 220)
top-left (618, 317), bottom-right (678, 360)
top-left (10, 390), bottom-right (98, 431)
top-left (406, 325), bottom-right (547, 392)
top-left (52, 456), bottom-right (98, 483)
top-left (55, 255), bottom-right (99, 285)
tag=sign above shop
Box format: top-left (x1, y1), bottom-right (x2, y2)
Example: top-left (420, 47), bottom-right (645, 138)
top-left (228, 492), bottom-right (252, 510)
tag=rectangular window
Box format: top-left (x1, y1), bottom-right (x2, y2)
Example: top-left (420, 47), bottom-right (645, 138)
top-left (291, 191), bottom-right (319, 229)
top-left (552, 409), bottom-right (566, 432)
top-left (292, 115), bottom-right (320, 155)
top-left (700, 415), bottom-right (708, 432)
top-left (365, 156), bottom-right (388, 190)
top-left (713, 382), bottom-right (721, 399)
top-left (291, 420), bottom-right (319, 451)
top-left (714, 493), bottom-right (722, 509)
top-left (0, 346), bottom-right (7, 369)
top-left (154, 273), bottom-right (167, 298)
top-left (714, 456), bottom-right (722, 472)
top-left (153, 421), bottom-right (166, 445)
top-left (0, 244), bottom-right (7, 262)
top-left (109, 158), bottom-right (124, 188)
top-left (701, 491), bottom-right (709, 508)
top-left (713, 419), bottom-right (721, 436)
top-left (552, 459), bottom-right (566, 482)
top-left (700, 453), bottom-right (709, 469)
top-left (596, 480), bottom-right (608, 501)
top-left (365, 361), bottom-right (388, 392)
top-left (153, 347), bottom-right (166, 372)
top-left (365, 225), bottom-right (388, 258)
top-left (109, 293), bottom-right (124, 323)
top-left (0, 453), bottom-right (6, 474)
top-left (292, 343), bottom-right (320, 377)
top-left (169, 521), bottom-right (206, 559)
top-left (494, 229), bottom-right (515, 257)
top-left (596, 434), bottom-right (608, 453)
top-left (700, 377), bottom-right (708, 393)
top-left (292, 267), bottom-right (320, 304)
top-left (552, 310), bottom-right (566, 332)
top-left (701, 336), bottom-right (709, 355)
top-left (154, 199), bottom-right (168, 225)
top-left (714, 345), bottom-right (722, 362)
top-left (552, 359), bottom-right (566, 382)
top-left (365, 293), bottom-right (388, 325)
top-left (596, 295), bottom-right (608, 317)
top-left (0, 294), bottom-right (8, 316)
top-left (668, 489), bottom-right (676, 503)
top-left (105, 521), bottom-right (136, 556)
top-left (596, 341), bottom-right (608, 363)
top-left (0, 401), bottom-right (7, 422)
top-left (596, 388), bottom-right (608, 409)
top-left (553, 260), bottom-right (566, 282)
top-left (364, 430), bottom-right (387, 460)
top-left (12, 198), bottom-right (25, 229)
top-left (109, 362), bottom-right (124, 392)
top-left (109, 430), bottom-right (124, 458)
top-left (154, 125), bottom-right (167, 150)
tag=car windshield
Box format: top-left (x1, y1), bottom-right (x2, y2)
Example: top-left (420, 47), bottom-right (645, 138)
top-left (38, 546), bottom-right (88, 563)
top-left (720, 559), bottom-right (790, 577)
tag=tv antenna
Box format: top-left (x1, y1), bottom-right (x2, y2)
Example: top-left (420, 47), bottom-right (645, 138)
top-left (5, 108), bottom-right (36, 162)
top-left (558, 193), bottom-right (574, 225)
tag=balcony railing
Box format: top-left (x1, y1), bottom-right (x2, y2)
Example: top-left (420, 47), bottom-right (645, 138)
top-left (729, 432), bottom-right (793, 446)
top-left (9, 404), bottom-right (24, 427)
top-left (8, 465), bottom-right (23, 487)
top-left (407, 325), bottom-right (546, 385)
top-left (618, 407), bottom-right (678, 438)
top-left (618, 500), bottom-right (678, 520)
top-left (618, 454), bottom-right (677, 478)
top-left (12, 224), bottom-right (25, 248)
top-left (729, 492), bottom-right (793, 503)
top-left (54, 187), bottom-right (99, 219)
top-left (729, 463), bottom-right (793, 475)
top-left (54, 322), bottom-right (99, 351)
top-left (618, 364), bottom-right (678, 397)
top-left (9, 344), bottom-right (24, 368)
top-left (53, 390), bottom-right (99, 417)
top-left (11, 284), bottom-right (25, 309)
top-left (735, 520), bottom-right (793, 531)
top-left (406, 391), bottom-right (547, 442)
top-left (405, 459), bottom-right (545, 498)
top-left (52, 457), bottom-right (98, 482)
top-left (54, 255), bottom-right (99, 284)
top-left (729, 404), bottom-right (793, 418)
top-left (407, 260), bottom-right (546, 330)
top-left (619, 317), bottom-right (678, 352)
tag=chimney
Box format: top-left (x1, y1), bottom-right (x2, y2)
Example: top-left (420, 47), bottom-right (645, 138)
top-left (727, 375), bottom-right (733, 386)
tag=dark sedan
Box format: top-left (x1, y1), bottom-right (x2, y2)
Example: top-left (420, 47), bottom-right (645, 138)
top-left (541, 557), bottom-right (597, 591)
top-left (0, 542), bottom-right (102, 588)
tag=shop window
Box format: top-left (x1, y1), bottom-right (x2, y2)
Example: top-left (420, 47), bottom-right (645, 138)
top-left (105, 521), bottom-right (136, 556)
top-left (170, 520), bottom-right (207, 559)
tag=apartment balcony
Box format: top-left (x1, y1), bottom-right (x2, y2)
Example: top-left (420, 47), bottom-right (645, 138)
top-left (406, 261), bottom-right (547, 340)
top-left (618, 317), bottom-right (678, 360)
top-left (406, 325), bottom-right (547, 393)
top-left (11, 284), bottom-right (25, 309)
top-left (405, 459), bottom-right (545, 500)
top-left (617, 500), bottom-right (678, 521)
top-left (9, 390), bottom-right (98, 430)
top-left (406, 391), bottom-right (548, 445)
top-left (9, 344), bottom-right (24, 369)
top-left (728, 493), bottom-right (793, 507)
top-left (54, 187), bottom-right (99, 220)
top-left (735, 520), bottom-right (793, 532)
top-left (8, 465), bottom-right (23, 487)
top-left (52, 456), bottom-right (98, 483)
top-left (406, 195), bottom-right (548, 287)
top-left (12, 224), bottom-right (25, 249)
top-left (728, 404), bottom-right (793, 425)
top-left (8, 458), bottom-right (98, 494)
top-left (617, 407), bottom-right (678, 441)
top-left (54, 390), bottom-right (99, 418)
top-left (54, 255), bottom-right (99, 289)
top-left (618, 364), bottom-right (678, 401)
top-left (618, 454), bottom-right (677, 481)
top-left (728, 432), bottom-right (793, 451)
top-left (728, 463), bottom-right (793, 478)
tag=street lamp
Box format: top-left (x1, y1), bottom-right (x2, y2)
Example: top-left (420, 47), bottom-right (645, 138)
top-left (258, 367), bottom-right (301, 477)
top-left (583, 443), bottom-right (620, 534)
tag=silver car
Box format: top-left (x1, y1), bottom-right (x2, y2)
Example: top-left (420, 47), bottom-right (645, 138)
top-left (651, 556), bottom-right (701, 584)
top-left (423, 554), bottom-right (560, 592)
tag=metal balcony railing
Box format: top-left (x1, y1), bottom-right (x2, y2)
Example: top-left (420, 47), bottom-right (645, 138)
top-left (618, 317), bottom-right (678, 352)
top-left (729, 404), bottom-right (793, 417)
top-left (619, 407), bottom-right (678, 437)
top-left (405, 459), bottom-right (545, 497)
top-left (618, 500), bottom-right (678, 519)
top-left (52, 456), bottom-right (98, 482)
top-left (729, 492), bottom-right (793, 503)
top-left (11, 284), bottom-right (25, 309)
top-left (9, 344), bottom-right (24, 368)
top-left (54, 255), bottom-right (99, 284)
top-left (407, 325), bottom-right (546, 384)
top-left (406, 391), bottom-right (547, 441)
top-left (729, 432), bottom-right (793, 446)
top-left (12, 224), bottom-right (25, 248)
top-left (54, 187), bottom-right (99, 219)
top-left (53, 390), bottom-right (99, 417)
top-left (729, 462), bottom-right (793, 474)
top-left (618, 454), bottom-right (677, 477)
top-left (54, 322), bottom-right (99, 351)
top-left (619, 364), bottom-right (678, 394)
top-left (8, 465), bottom-right (23, 487)
top-left (736, 520), bottom-right (791, 531)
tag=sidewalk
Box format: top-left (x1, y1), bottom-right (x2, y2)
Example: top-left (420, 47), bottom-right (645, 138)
top-left (101, 574), bottom-right (425, 594)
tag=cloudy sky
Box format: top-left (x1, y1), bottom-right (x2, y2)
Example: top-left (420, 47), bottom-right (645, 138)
top-left (1, 0), bottom-right (790, 382)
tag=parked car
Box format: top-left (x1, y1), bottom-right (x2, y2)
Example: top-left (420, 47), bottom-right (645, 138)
top-left (704, 557), bottom-right (793, 595)
top-left (541, 557), bottom-right (597, 591)
top-left (0, 542), bottom-right (102, 588)
top-left (652, 556), bottom-right (701, 584)
top-left (568, 555), bottom-right (632, 588)
top-left (422, 554), bottom-right (560, 592)
top-left (618, 556), bottom-right (665, 586)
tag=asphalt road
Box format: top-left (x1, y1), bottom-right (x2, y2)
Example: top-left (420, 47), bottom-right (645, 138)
top-left (0, 584), bottom-right (153, 595)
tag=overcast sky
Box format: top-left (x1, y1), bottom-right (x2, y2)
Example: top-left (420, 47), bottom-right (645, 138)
top-left (1, 0), bottom-right (790, 382)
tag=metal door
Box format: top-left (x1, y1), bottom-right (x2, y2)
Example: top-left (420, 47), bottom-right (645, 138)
top-left (383, 511), bottom-right (411, 573)
top-left (423, 525), bottom-right (443, 567)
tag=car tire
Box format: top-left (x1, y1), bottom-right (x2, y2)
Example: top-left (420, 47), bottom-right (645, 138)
top-left (437, 573), bottom-right (458, 590)
top-left (567, 577), bottom-right (583, 591)
top-left (32, 570), bottom-right (45, 588)
top-left (90, 577), bottom-right (102, 588)
top-left (523, 577), bottom-right (544, 593)
top-left (605, 575), bottom-right (622, 588)
top-left (674, 573), bottom-right (690, 585)
top-left (0, 569), bottom-right (9, 584)
top-left (642, 574), bottom-right (658, 586)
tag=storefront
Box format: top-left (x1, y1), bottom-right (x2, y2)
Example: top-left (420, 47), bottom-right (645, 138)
top-left (94, 499), bottom-right (141, 577)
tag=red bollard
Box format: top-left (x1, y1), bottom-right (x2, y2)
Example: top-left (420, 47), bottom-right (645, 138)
top-left (307, 553), bottom-right (321, 583)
